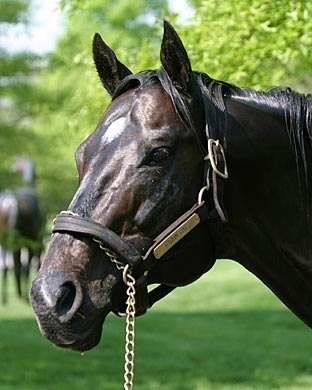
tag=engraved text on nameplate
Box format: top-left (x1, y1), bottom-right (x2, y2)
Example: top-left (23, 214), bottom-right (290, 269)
top-left (153, 213), bottom-right (200, 259)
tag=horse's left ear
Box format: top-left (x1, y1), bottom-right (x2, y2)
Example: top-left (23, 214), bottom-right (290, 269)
top-left (160, 21), bottom-right (192, 93)
top-left (93, 33), bottom-right (132, 96)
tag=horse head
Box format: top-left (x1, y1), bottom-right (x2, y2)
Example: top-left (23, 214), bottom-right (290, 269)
top-left (30, 22), bottom-right (219, 352)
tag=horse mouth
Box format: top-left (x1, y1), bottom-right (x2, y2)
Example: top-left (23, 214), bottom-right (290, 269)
top-left (38, 312), bottom-right (108, 352)
top-left (55, 325), bottom-right (103, 352)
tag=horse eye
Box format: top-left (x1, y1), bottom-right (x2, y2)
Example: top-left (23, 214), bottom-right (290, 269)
top-left (149, 147), bottom-right (170, 166)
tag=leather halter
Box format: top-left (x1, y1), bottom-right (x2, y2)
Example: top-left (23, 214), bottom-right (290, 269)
top-left (52, 84), bottom-right (229, 316)
top-left (53, 143), bottom-right (227, 316)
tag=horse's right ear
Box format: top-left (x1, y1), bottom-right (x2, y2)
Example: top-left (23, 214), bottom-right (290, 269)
top-left (92, 33), bottom-right (132, 96)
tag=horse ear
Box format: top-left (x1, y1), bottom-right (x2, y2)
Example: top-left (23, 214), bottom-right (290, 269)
top-left (160, 21), bottom-right (192, 93)
top-left (92, 33), bottom-right (132, 96)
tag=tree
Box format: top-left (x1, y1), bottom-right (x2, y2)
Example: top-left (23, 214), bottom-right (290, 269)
top-left (0, 0), bottom-right (41, 188)
top-left (185, 0), bottom-right (312, 90)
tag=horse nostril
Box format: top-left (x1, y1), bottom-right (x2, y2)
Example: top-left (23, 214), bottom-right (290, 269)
top-left (31, 272), bottom-right (83, 323)
top-left (56, 282), bottom-right (77, 318)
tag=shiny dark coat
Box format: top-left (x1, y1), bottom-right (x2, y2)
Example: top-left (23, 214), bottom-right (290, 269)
top-left (31, 22), bottom-right (312, 352)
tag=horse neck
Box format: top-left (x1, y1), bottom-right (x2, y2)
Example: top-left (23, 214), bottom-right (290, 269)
top-left (215, 91), bottom-right (312, 327)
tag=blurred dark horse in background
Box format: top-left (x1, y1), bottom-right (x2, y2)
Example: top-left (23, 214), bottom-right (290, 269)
top-left (31, 22), bottom-right (312, 353)
top-left (0, 157), bottom-right (43, 303)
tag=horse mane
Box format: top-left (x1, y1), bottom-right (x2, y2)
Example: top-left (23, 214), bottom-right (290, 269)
top-left (230, 84), bottom-right (312, 198)
top-left (232, 86), bottom-right (312, 153)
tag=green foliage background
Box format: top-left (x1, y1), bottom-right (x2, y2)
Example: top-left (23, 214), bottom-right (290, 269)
top-left (2, 0), bottom-right (312, 218)
top-left (187, 0), bottom-right (312, 89)
top-left (0, 0), bottom-right (40, 188)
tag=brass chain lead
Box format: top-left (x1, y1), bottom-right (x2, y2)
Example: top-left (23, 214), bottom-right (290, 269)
top-left (92, 238), bottom-right (125, 270)
top-left (123, 269), bottom-right (136, 390)
top-left (93, 237), bottom-right (136, 390)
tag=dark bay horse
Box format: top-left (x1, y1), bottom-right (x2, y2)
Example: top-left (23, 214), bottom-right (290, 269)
top-left (31, 22), bottom-right (312, 352)
top-left (0, 157), bottom-right (43, 303)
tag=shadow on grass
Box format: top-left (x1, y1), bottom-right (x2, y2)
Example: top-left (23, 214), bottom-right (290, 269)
top-left (0, 309), bottom-right (311, 389)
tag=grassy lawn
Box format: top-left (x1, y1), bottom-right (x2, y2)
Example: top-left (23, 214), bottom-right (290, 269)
top-left (0, 260), bottom-right (312, 389)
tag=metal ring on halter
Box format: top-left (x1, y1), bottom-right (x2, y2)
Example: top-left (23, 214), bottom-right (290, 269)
top-left (198, 186), bottom-right (209, 204)
top-left (204, 139), bottom-right (229, 179)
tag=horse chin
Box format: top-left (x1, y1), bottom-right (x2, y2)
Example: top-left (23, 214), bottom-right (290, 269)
top-left (36, 309), bottom-right (109, 352)
top-left (54, 321), bottom-right (105, 352)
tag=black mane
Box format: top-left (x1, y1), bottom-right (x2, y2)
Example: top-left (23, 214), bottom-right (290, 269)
top-left (232, 86), bottom-right (312, 149)
top-left (233, 85), bottom-right (312, 195)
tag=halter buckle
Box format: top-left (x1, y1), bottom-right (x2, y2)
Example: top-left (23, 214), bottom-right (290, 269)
top-left (204, 139), bottom-right (229, 179)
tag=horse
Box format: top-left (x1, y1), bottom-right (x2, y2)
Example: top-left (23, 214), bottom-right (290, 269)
top-left (30, 21), bottom-right (312, 353)
top-left (0, 157), bottom-right (43, 303)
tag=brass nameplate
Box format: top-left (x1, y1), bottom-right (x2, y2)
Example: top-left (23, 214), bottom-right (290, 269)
top-left (153, 213), bottom-right (201, 259)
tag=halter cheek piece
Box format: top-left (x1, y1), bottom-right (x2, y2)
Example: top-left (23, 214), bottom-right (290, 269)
top-left (52, 139), bottom-right (228, 317)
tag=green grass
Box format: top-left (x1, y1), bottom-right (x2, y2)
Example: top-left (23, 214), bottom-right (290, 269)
top-left (0, 260), bottom-right (312, 389)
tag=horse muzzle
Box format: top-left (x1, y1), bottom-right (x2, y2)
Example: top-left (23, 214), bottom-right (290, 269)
top-left (30, 268), bottom-right (110, 352)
